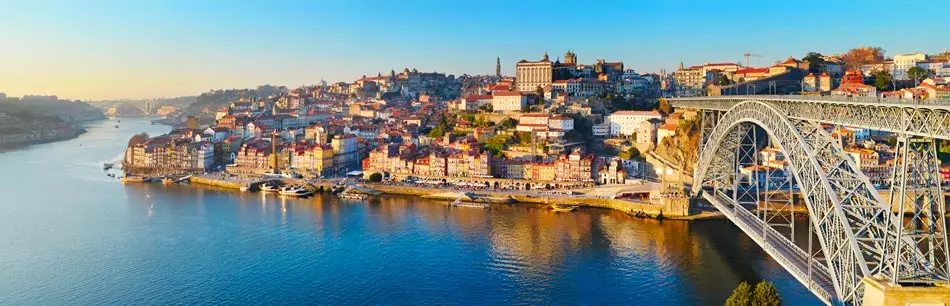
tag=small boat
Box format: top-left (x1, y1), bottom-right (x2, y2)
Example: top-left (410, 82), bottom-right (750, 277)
top-left (103, 163), bottom-right (114, 170)
top-left (448, 194), bottom-right (489, 209)
top-left (279, 185), bottom-right (313, 197)
top-left (260, 183), bottom-right (280, 193)
top-left (161, 177), bottom-right (176, 184)
top-left (549, 204), bottom-right (578, 213)
top-left (240, 185), bottom-right (250, 192)
top-left (338, 192), bottom-right (367, 200)
top-left (121, 176), bottom-right (146, 183)
top-left (115, 125), bottom-right (119, 128)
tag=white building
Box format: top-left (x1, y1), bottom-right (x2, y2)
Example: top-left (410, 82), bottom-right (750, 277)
top-left (492, 91), bottom-right (528, 112)
top-left (607, 110), bottom-right (662, 137)
top-left (893, 53), bottom-right (927, 80)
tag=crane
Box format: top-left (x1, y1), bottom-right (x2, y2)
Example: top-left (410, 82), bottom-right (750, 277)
top-left (743, 52), bottom-right (762, 67)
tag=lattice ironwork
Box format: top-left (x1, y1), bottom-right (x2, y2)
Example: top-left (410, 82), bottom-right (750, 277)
top-left (691, 100), bottom-right (946, 305)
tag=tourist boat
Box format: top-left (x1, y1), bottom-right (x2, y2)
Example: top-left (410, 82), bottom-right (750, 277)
top-left (549, 204), bottom-right (578, 213)
top-left (121, 176), bottom-right (146, 183)
top-left (279, 185), bottom-right (313, 197)
top-left (260, 183), bottom-right (280, 193)
top-left (338, 192), bottom-right (367, 200)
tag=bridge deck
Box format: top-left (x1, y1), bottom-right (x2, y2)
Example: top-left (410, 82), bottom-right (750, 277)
top-left (704, 192), bottom-right (836, 305)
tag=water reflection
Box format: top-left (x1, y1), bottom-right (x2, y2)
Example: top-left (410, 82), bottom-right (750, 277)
top-left (117, 183), bottom-right (820, 305)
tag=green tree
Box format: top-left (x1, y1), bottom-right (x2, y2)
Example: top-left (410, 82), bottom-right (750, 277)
top-left (802, 52), bottom-right (825, 74)
top-left (874, 70), bottom-right (893, 91)
top-left (428, 125), bottom-right (445, 138)
top-left (724, 282), bottom-right (753, 306)
top-left (715, 74), bottom-right (732, 86)
top-left (907, 66), bottom-right (930, 85)
top-left (499, 118), bottom-right (518, 129)
top-left (368, 173), bottom-right (382, 182)
top-left (752, 281), bottom-right (782, 306)
top-left (517, 131), bottom-right (533, 145)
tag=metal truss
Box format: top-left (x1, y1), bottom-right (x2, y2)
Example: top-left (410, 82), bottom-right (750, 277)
top-left (887, 137), bottom-right (950, 283)
top-left (671, 96), bottom-right (950, 140)
top-left (693, 100), bottom-right (944, 305)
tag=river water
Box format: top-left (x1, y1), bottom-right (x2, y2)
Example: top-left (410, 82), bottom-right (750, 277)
top-left (0, 118), bottom-right (821, 305)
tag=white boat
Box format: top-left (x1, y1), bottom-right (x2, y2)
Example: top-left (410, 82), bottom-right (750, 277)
top-left (260, 183), bottom-right (280, 192)
top-left (240, 185), bottom-right (250, 192)
top-left (279, 185), bottom-right (313, 197)
top-left (338, 192), bottom-right (367, 200)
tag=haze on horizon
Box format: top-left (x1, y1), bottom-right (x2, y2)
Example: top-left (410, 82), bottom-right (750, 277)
top-left (2, 0), bottom-right (947, 101)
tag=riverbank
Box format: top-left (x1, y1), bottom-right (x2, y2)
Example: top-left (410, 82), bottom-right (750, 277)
top-left (365, 183), bottom-right (698, 219)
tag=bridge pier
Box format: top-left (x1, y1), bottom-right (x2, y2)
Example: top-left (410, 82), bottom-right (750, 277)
top-left (861, 276), bottom-right (950, 305)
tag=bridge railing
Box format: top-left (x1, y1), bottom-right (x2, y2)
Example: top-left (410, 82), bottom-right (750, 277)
top-left (672, 94), bottom-right (950, 107)
top-left (710, 191), bottom-right (835, 304)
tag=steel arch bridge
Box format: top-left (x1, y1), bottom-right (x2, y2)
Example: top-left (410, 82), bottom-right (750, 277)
top-left (670, 96), bottom-right (950, 305)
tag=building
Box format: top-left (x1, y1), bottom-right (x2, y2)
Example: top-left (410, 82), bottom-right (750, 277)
top-left (657, 123), bottom-right (677, 144)
top-left (516, 53), bottom-right (554, 92)
top-left (332, 134), bottom-right (360, 172)
top-left (492, 91), bottom-right (528, 112)
top-left (607, 110), bottom-right (662, 137)
top-left (894, 53), bottom-right (928, 80)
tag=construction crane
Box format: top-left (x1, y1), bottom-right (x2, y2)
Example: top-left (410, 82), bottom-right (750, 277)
top-left (743, 52), bottom-right (762, 67)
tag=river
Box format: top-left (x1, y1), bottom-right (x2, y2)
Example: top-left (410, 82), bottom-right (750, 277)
top-left (0, 118), bottom-right (821, 305)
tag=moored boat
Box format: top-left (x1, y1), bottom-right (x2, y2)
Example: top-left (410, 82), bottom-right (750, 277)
top-left (121, 176), bottom-right (146, 183)
top-left (240, 185), bottom-right (250, 192)
top-left (448, 194), bottom-right (490, 209)
top-left (338, 192), bottom-right (367, 200)
top-left (161, 177), bottom-right (176, 184)
top-left (260, 183), bottom-right (280, 193)
top-left (549, 204), bottom-right (578, 213)
top-left (279, 185), bottom-right (313, 197)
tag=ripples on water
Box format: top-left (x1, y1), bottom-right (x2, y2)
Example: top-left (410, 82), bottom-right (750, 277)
top-left (0, 119), bottom-right (821, 305)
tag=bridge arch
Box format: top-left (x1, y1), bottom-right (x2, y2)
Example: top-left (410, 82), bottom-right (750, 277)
top-left (694, 100), bottom-right (929, 304)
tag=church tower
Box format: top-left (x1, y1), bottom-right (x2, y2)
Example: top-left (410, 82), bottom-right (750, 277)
top-left (564, 50), bottom-right (577, 65)
top-left (496, 57), bottom-right (501, 77)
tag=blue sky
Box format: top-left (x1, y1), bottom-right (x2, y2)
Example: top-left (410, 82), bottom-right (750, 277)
top-left (2, 0), bottom-right (948, 100)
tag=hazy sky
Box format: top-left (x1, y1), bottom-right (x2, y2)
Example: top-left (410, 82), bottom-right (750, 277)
top-left (2, 0), bottom-right (948, 100)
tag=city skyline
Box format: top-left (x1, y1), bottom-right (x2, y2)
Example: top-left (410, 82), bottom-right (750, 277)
top-left (2, 0), bottom-right (948, 100)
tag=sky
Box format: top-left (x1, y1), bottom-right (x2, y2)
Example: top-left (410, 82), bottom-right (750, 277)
top-left (2, 0), bottom-right (949, 101)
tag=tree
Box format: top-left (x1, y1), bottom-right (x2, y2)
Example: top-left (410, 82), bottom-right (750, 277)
top-left (802, 52), bottom-right (825, 74)
top-left (715, 74), bottom-right (732, 86)
top-left (428, 125), bottom-right (445, 138)
top-left (841, 46), bottom-right (885, 70)
top-left (752, 281), bottom-right (782, 306)
top-left (725, 282), bottom-right (753, 306)
top-left (368, 173), bottom-right (383, 182)
top-left (499, 118), bottom-right (518, 129)
top-left (874, 70), bottom-right (893, 91)
top-left (535, 85), bottom-right (545, 109)
top-left (907, 66), bottom-right (930, 86)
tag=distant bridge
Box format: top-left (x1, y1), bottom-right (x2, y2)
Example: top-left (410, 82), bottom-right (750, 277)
top-left (671, 95), bottom-right (950, 305)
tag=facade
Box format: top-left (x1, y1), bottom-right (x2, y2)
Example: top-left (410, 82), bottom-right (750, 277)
top-left (607, 110), bottom-right (662, 137)
top-left (516, 53), bottom-right (554, 92)
top-left (492, 91), bottom-right (528, 112)
top-left (893, 53), bottom-right (927, 80)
